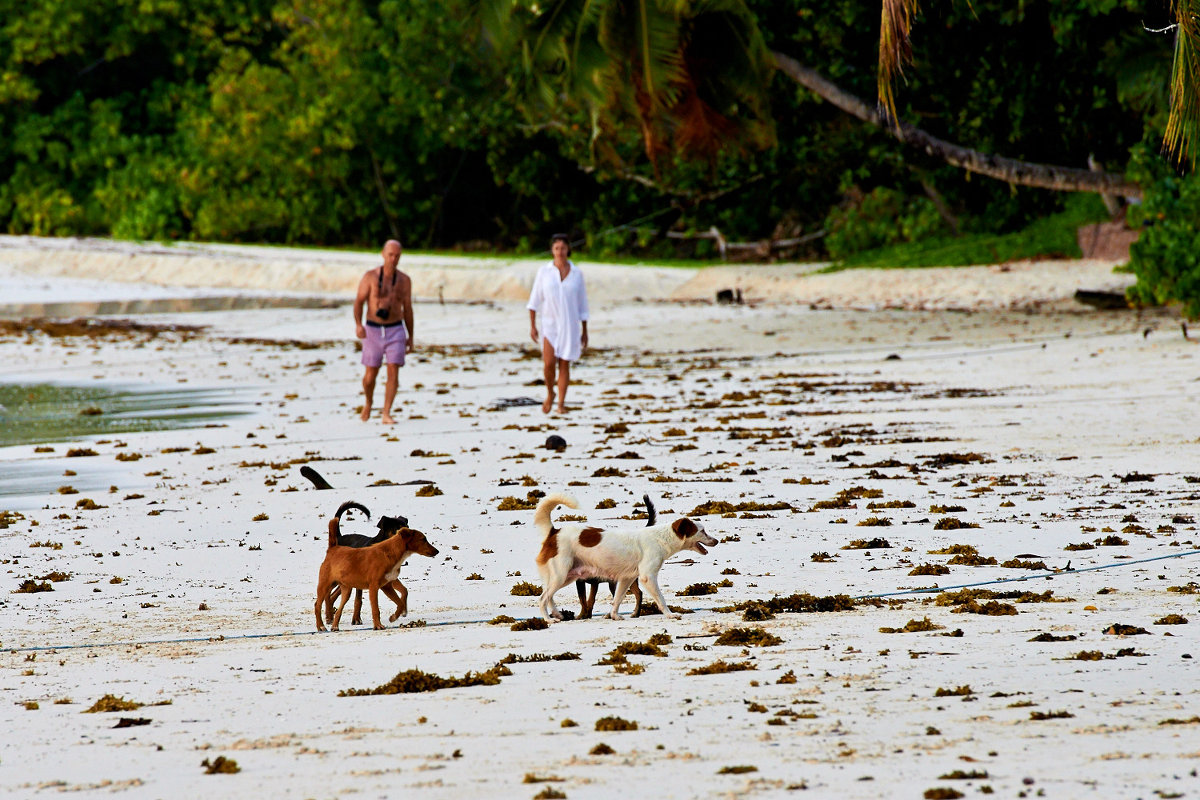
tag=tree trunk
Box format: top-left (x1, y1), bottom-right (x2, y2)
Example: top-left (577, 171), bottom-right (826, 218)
top-left (772, 51), bottom-right (1143, 200)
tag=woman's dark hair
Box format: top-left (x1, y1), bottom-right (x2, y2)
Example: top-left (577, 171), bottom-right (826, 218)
top-left (550, 233), bottom-right (571, 255)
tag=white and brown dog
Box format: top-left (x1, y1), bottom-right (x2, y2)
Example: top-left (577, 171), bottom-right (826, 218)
top-left (533, 493), bottom-right (717, 621)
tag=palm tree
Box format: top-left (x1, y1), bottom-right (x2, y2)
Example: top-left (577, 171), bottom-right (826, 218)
top-left (483, 0), bottom-right (1197, 197)
top-left (482, 0), bottom-right (775, 169)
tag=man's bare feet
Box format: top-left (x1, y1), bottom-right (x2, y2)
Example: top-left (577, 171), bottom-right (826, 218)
top-left (555, 404), bottom-right (567, 414)
top-left (542, 391), bottom-right (554, 414)
top-left (381, 412), bottom-right (396, 425)
top-left (360, 404), bottom-right (372, 422)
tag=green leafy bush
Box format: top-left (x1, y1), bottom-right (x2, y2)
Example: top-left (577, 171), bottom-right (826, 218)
top-left (824, 187), bottom-right (947, 259)
top-left (1123, 173), bottom-right (1200, 319)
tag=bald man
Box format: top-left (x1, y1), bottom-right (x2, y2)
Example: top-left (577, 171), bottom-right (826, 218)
top-left (353, 239), bottom-right (413, 425)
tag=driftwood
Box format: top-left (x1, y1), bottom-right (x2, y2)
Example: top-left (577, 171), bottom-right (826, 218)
top-left (666, 227), bottom-right (826, 261)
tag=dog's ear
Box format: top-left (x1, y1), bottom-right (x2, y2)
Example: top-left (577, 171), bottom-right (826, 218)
top-left (671, 518), bottom-right (698, 539)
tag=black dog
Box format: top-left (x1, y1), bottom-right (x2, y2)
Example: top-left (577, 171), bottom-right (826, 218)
top-left (323, 501), bottom-right (411, 625)
top-left (575, 495), bottom-right (653, 619)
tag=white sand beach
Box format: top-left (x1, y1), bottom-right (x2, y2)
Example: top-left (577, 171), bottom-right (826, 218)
top-left (1, 236), bottom-right (1197, 799)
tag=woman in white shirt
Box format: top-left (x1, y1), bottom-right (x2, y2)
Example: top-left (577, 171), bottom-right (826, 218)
top-left (528, 233), bottom-right (589, 414)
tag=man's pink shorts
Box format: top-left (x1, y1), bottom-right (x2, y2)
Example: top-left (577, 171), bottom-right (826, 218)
top-left (362, 322), bottom-right (407, 367)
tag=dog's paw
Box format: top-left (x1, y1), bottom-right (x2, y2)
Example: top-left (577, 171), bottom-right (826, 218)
top-left (669, 613), bottom-right (682, 620)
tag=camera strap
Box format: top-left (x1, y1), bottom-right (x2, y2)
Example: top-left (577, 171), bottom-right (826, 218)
top-left (377, 266), bottom-right (398, 295)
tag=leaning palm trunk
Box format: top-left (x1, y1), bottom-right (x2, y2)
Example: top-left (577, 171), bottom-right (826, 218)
top-left (774, 51), bottom-right (1143, 200)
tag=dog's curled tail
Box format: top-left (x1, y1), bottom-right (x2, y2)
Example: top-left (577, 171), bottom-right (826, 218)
top-left (533, 493), bottom-right (578, 533)
top-left (335, 500), bottom-right (370, 521)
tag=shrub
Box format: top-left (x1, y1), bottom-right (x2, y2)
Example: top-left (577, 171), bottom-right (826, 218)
top-left (1123, 170), bottom-right (1200, 319)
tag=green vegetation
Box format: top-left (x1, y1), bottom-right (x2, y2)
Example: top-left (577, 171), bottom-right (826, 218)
top-left (833, 195), bottom-right (1110, 269)
top-left (0, 0), bottom-right (1187, 264)
top-left (1122, 152), bottom-right (1200, 319)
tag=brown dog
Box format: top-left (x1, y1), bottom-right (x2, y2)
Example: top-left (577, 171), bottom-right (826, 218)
top-left (322, 501), bottom-right (412, 625)
top-left (314, 516), bottom-right (438, 631)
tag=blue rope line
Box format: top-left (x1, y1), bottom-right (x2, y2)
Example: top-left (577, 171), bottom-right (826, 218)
top-left (5, 549), bottom-right (1198, 655)
top-left (854, 548), bottom-right (1200, 600)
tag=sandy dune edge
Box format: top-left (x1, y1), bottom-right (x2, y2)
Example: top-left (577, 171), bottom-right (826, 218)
top-left (0, 234), bottom-right (1132, 311)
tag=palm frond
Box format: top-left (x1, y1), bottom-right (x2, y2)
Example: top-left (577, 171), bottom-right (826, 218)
top-left (877, 0), bottom-right (919, 126)
top-left (1165, 0), bottom-right (1200, 167)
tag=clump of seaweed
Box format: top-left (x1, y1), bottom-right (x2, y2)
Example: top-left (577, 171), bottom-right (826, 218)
top-left (688, 500), bottom-right (792, 516)
top-left (717, 765), bottom-right (758, 774)
top-left (500, 652), bottom-right (580, 664)
top-left (934, 518), bottom-right (979, 530)
top-left (595, 716), bottom-right (637, 731)
top-left (1063, 541), bottom-right (1096, 551)
top-left (1028, 633), bottom-right (1077, 642)
top-left (939, 770), bottom-right (988, 780)
top-left (677, 579), bottom-right (733, 596)
top-left (687, 660), bottom-right (757, 675)
top-left (933, 685), bottom-right (974, 697)
top-left (592, 467), bottom-right (627, 478)
top-left (415, 485), bottom-right (443, 497)
top-left (510, 581), bottom-right (541, 596)
top-left (740, 602), bottom-right (776, 622)
top-left (714, 627), bottom-right (782, 647)
top-left (1029, 710), bottom-right (1074, 720)
top-left (0, 510), bottom-right (27, 529)
top-left (869, 500), bottom-right (915, 510)
top-left (498, 492), bottom-right (543, 510)
top-left (843, 537), bottom-right (891, 550)
top-left (856, 517), bottom-right (892, 527)
top-left (810, 552), bottom-right (835, 562)
top-left (953, 599), bottom-right (1016, 616)
top-left (910, 563), bottom-right (950, 576)
top-left (1154, 614), bottom-right (1188, 625)
top-left (720, 593), bottom-right (858, 616)
top-left (489, 615), bottom-right (516, 625)
top-left (880, 617), bottom-right (942, 634)
top-left (1062, 648), bottom-right (1146, 661)
top-left (597, 639), bottom-right (669, 666)
top-left (201, 756), bottom-right (240, 774)
top-left (811, 485), bottom-right (882, 511)
top-left (923, 452), bottom-right (988, 468)
top-left (512, 618), bottom-right (549, 632)
top-left (947, 552), bottom-right (997, 567)
top-left (15, 580), bottom-right (53, 594)
top-left (1103, 623), bottom-right (1148, 636)
top-left (590, 743), bottom-right (615, 755)
top-left (928, 544), bottom-right (976, 555)
top-left (929, 505), bottom-right (967, 514)
top-left (923, 788), bottom-right (964, 799)
top-left (83, 694), bottom-right (143, 713)
top-left (1159, 716), bottom-right (1200, 725)
top-left (339, 663), bottom-right (513, 696)
top-left (1001, 559), bottom-right (1048, 570)
top-left (777, 670), bottom-right (797, 684)
top-left (934, 589), bottom-right (1066, 607)
top-left (523, 773), bottom-right (565, 784)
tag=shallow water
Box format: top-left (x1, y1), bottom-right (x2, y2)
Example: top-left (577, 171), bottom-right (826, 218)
top-left (0, 381), bottom-right (256, 510)
top-left (0, 382), bottom-right (253, 448)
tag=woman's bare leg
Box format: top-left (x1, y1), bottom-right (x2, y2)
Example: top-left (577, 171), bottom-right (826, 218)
top-left (556, 358), bottom-right (569, 413)
top-left (541, 338), bottom-right (557, 413)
